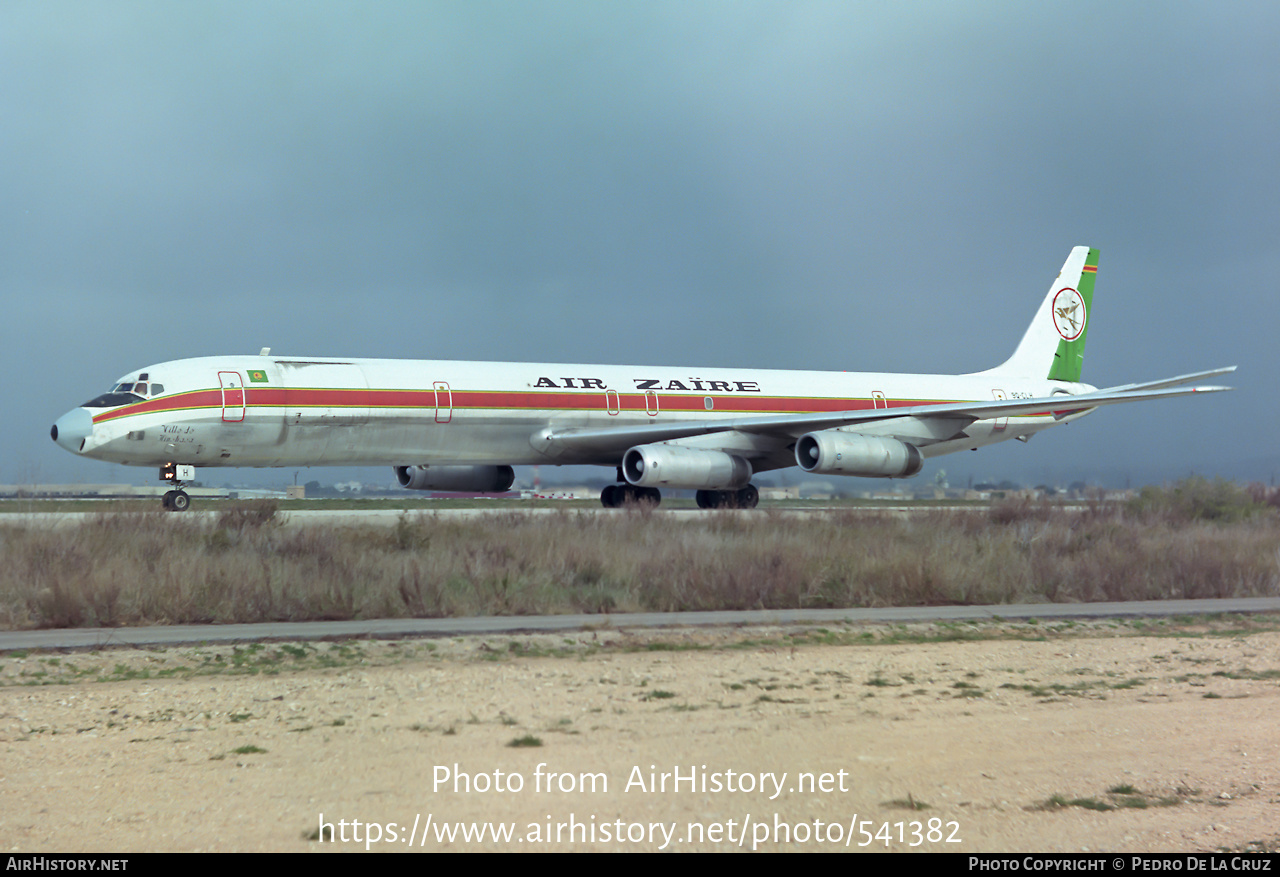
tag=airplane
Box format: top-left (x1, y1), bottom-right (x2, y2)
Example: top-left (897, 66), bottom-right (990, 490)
top-left (50, 246), bottom-right (1234, 511)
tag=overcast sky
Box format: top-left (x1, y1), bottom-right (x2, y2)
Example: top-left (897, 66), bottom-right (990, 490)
top-left (5, 1), bottom-right (1277, 489)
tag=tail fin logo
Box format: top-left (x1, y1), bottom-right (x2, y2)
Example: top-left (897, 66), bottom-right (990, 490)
top-left (1052, 288), bottom-right (1087, 341)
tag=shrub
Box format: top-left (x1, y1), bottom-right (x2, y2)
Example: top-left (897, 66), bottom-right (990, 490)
top-left (1128, 477), bottom-right (1269, 523)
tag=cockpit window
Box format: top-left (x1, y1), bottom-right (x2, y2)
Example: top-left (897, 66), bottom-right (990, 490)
top-left (90, 376), bottom-right (166, 406)
top-left (82, 392), bottom-right (144, 408)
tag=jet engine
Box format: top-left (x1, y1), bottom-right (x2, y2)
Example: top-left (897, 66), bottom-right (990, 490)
top-left (622, 444), bottom-right (752, 490)
top-left (394, 464), bottom-right (516, 492)
top-left (795, 432), bottom-right (923, 478)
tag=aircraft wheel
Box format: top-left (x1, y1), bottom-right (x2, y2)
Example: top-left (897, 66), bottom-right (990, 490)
top-left (641, 487), bottom-right (661, 506)
top-left (170, 490), bottom-right (191, 512)
top-left (695, 490), bottom-right (718, 509)
top-left (162, 490), bottom-right (175, 510)
top-left (736, 484), bottom-right (759, 509)
top-left (601, 484), bottom-right (622, 508)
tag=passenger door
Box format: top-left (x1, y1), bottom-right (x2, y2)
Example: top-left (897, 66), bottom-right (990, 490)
top-left (219, 371), bottom-right (245, 422)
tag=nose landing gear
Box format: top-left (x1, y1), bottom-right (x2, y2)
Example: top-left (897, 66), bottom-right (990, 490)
top-left (160, 463), bottom-right (195, 512)
top-left (161, 489), bottom-right (191, 512)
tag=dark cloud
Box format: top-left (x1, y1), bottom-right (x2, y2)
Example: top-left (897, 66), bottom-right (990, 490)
top-left (6, 2), bottom-right (1277, 486)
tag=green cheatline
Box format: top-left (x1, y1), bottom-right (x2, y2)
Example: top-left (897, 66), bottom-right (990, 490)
top-left (248, 370), bottom-right (269, 383)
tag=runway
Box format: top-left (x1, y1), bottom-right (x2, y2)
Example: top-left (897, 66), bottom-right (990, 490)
top-left (0, 502), bottom-right (1055, 529)
top-left (3, 597), bottom-right (1278, 652)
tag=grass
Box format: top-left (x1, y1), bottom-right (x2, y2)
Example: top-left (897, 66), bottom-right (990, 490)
top-left (306, 824), bottom-right (335, 842)
top-left (1128, 477), bottom-right (1278, 524)
top-left (1033, 785), bottom-right (1184, 812)
top-left (883, 794), bottom-right (930, 810)
top-left (1218, 837), bottom-right (1280, 854)
top-left (642, 689), bottom-right (677, 700)
top-left (1, 489), bottom-right (1277, 629)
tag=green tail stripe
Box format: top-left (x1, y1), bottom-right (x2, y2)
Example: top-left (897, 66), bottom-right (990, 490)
top-left (1047, 247), bottom-right (1098, 382)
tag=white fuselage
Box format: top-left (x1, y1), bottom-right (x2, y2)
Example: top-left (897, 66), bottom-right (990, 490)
top-left (67, 355), bottom-right (1091, 472)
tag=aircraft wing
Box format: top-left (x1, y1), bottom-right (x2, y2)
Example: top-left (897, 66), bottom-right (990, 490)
top-left (541, 367), bottom-right (1236, 454)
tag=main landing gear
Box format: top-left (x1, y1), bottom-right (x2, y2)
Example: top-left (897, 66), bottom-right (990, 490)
top-left (695, 484), bottom-right (759, 509)
top-left (600, 483), bottom-right (661, 508)
top-left (598, 483), bottom-right (761, 509)
top-left (160, 463), bottom-right (195, 512)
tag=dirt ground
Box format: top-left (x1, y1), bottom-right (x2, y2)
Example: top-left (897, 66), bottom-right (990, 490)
top-left (2, 618), bottom-right (1278, 853)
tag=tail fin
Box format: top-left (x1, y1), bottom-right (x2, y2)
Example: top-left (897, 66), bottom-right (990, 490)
top-left (978, 246), bottom-right (1099, 381)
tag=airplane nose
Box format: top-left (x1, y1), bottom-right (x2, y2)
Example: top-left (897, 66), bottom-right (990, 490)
top-left (51, 408), bottom-right (93, 453)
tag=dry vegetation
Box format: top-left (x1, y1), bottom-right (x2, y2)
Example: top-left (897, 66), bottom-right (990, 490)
top-left (1, 479), bottom-right (1276, 630)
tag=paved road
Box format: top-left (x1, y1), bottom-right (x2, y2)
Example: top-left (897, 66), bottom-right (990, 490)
top-left (2, 597), bottom-right (1277, 652)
